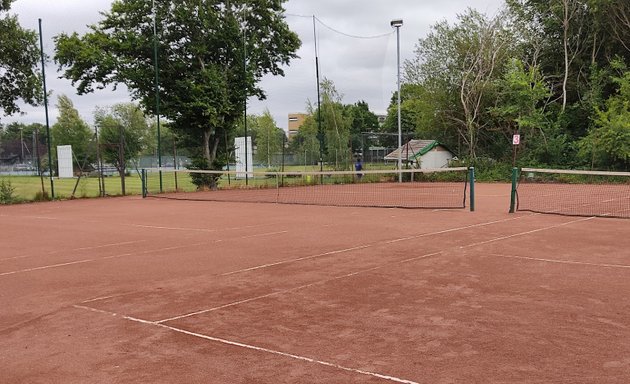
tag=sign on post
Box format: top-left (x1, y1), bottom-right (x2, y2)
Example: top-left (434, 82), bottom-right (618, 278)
top-left (57, 145), bottom-right (73, 178)
top-left (512, 134), bottom-right (521, 145)
top-left (234, 137), bottom-right (253, 179)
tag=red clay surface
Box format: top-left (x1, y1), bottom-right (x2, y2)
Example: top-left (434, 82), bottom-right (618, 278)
top-left (1, 183), bottom-right (630, 383)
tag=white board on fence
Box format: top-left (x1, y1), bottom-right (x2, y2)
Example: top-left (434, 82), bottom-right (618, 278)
top-left (234, 136), bottom-right (253, 179)
top-left (57, 145), bottom-right (73, 178)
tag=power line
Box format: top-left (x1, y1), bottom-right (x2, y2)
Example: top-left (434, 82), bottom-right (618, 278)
top-left (285, 13), bottom-right (395, 39)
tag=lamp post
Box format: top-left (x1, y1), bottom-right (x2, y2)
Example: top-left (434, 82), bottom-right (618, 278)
top-left (390, 19), bottom-right (403, 182)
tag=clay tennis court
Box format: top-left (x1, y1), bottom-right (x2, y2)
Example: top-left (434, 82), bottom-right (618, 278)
top-left (2, 183), bottom-right (630, 383)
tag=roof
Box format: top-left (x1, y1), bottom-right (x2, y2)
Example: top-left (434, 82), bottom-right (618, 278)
top-left (383, 140), bottom-right (450, 161)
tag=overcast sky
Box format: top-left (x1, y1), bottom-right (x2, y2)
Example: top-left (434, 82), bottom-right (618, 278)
top-left (7, 0), bottom-right (504, 130)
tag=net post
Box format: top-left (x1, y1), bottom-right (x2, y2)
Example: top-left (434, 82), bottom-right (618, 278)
top-left (141, 169), bottom-right (147, 198)
top-left (468, 167), bottom-right (475, 212)
top-left (509, 167), bottom-right (519, 213)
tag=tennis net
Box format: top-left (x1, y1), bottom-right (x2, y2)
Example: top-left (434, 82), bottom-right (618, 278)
top-left (142, 167), bottom-right (473, 209)
top-left (511, 168), bottom-right (630, 219)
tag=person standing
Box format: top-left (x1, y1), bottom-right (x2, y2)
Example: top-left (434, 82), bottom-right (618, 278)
top-left (354, 157), bottom-right (363, 181)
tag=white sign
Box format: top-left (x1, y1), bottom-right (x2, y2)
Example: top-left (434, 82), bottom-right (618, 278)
top-left (57, 145), bottom-right (73, 178)
top-left (234, 137), bottom-right (253, 179)
top-left (512, 134), bottom-right (521, 145)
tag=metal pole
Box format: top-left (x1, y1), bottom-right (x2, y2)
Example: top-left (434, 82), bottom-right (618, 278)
top-left (391, 19), bottom-right (403, 183)
top-left (38, 19), bottom-right (54, 199)
top-left (152, 0), bottom-right (163, 192)
top-left (243, 23), bottom-right (249, 186)
top-left (313, 16), bottom-right (324, 180)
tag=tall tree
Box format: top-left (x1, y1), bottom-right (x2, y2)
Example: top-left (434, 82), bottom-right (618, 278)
top-left (252, 109), bottom-right (284, 167)
top-left (578, 60), bottom-right (630, 170)
top-left (404, 9), bottom-right (514, 158)
top-left (95, 103), bottom-right (150, 193)
top-left (54, 0), bottom-right (300, 177)
top-left (345, 100), bottom-right (379, 153)
top-left (51, 95), bottom-right (93, 168)
top-left (0, 0), bottom-right (42, 119)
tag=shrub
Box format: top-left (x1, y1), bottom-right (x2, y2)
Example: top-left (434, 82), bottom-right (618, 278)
top-left (0, 179), bottom-right (16, 204)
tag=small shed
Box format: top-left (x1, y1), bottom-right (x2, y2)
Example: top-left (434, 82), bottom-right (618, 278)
top-left (384, 140), bottom-right (454, 169)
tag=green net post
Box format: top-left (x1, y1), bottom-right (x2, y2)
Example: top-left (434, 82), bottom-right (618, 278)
top-left (509, 167), bottom-right (519, 213)
top-left (469, 167), bottom-right (475, 212)
top-left (141, 169), bottom-right (147, 198)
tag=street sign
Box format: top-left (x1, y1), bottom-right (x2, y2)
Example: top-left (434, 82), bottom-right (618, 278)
top-left (512, 134), bottom-right (520, 145)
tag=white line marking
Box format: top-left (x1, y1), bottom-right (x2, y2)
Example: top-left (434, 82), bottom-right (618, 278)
top-left (221, 244), bottom-right (372, 276)
top-left (488, 253), bottom-right (630, 269)
top-left (0, 259), bottom-right (94, 276)
top-left (81, 295), bottom-right (120, 304)
top-left (0, 229), bottom-right (288, 277)
top-left (0, 240), bottom-right (147, 262)
top-left (160, 251), bottom-right (442, 324)
top-left (157, 323), bottom-right (420, 384)
top-left (222, 216), bottom-right (526, 277)
top-left (461, 216), bottom-right (594, 248)
top-left (126, 222), bottom-right (283, 233)
top-left (72, 305), bottom-right (420, 384)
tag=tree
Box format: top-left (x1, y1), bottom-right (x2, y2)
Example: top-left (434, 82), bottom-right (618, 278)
top-left (345, 100), bottom-right (379, 153)
top-left (95, 103), bottom-right (150, 193)
top-left (51, 95), bottom-right (94, 169)
top-left (54, 0), bottom-right (300, 182)
top-left (252, 109), bottom-right (284, 167)
top-left (578, 61), bottom-right (630, 170)
top-left (404, 9), bottom-right (515, 159)
top-left (0, 0), bottom-right (42, 119)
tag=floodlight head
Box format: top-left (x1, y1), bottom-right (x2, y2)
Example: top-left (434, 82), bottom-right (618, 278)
top-left (390, 19), bottom-right (403, 27)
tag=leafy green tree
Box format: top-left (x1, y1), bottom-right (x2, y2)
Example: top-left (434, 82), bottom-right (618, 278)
top-left (95, 103), bottom-right (149, 168)
top-left (54, 0), bottom-right (300, 181)
top-left (0, 0), bottom-right (42, 119)
top-left (489, 59), bottom-right (555, 160)
top-left (578, 61), bottom-right (630, 169)
top-left (319, 78), bottom-right (352, 169)
top-left (51, 95), bottom-right (94, 168)
top-left (404, 9), bottom-right (515, 159)
top-left (253, 109), bottom-right (284, 167)
top-left (345, 100), bottom-right (379, 152)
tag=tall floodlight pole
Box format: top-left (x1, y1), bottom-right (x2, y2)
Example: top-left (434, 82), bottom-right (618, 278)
top-left (313, 16), bottom-right (323, 175)
top-left (243, 18), bottom-right (249, 186)
top-left (152, 0), bottom-right (163, 192)
top-left (391, 19), bottom-right (403, 182)
top-left (38, 18), bottom-right (54, 199)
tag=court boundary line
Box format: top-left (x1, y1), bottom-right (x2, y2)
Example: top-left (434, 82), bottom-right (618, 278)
top-left (0, 230), bottom-right (287, 278)
top-left (221, 215), bottom-right (529, 277)
top-left (153, 215), bottom-right (598, 324)
top-left (487, 253), bottom-right (630, 269)
top-left (157, 252), bottom-right (443, 323)
top-left (0, 240), bottom-right (148, 262)
top-left (72, 304), bottom-right (420, 384)
top-left (460, 216), bottom-right (595, 248)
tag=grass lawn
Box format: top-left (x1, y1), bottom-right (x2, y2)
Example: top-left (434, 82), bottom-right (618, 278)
top-left (1, 162), bottom-right (398, 203)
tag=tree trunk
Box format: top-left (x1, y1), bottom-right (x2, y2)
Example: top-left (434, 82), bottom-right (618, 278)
top-left (562, 0), bottom-right (569, 113)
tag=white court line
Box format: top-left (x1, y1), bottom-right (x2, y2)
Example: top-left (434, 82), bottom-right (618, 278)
top-left (488, 253), bottom-right (630, 269)
top-left (126, 222), bottom-right (284, 233)
top-left (0, 259), bottom-right (94, 276)
top-left (460, 216), bottom-right (594, 248)
top-left (160, 251), bottom-right (440, 323)
top-left (0, 240), bottom-right (147, 262)
top-left (72, 304), bottom-right (420, 384)
top-left (221, 215), bottom-right (527, 277)
top-left (160, 252), bottom-right (443, 323)
top-left (81, 294), bottom-right (120, 304)
top-left (0, 231), bottom-right (287, 278)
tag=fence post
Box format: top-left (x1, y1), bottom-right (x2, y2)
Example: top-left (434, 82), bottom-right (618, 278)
top-left (509, 167), bottom-right (519, 213)
top-left (141, 169), bottom-right (147, 198)
top-left (469, 167), bottom-right (475, 212)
